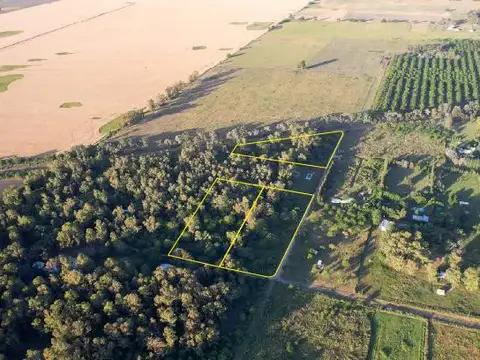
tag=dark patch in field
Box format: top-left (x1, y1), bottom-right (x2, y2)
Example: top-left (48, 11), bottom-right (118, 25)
top-left (306, 58), bottom-right (338, 69)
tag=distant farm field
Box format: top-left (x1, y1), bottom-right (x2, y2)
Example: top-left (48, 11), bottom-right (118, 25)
top-left (431, 322), bottom-right (480, 360)
top-left (125, 20), bottom-right (480, 147)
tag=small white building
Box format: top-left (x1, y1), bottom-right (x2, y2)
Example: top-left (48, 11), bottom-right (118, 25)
top-left (316, 260), bottom-right (325, 271)
top-left (459, 201), bottom-right (470, 206)
top-left (436, 288), bottom-right (447, 296)
top-left (379, 219), bottom-right (393, 232)
top-left (412, 214), bottom-right (429, 223)
top-left (330, 197), bottom-right (354, 204)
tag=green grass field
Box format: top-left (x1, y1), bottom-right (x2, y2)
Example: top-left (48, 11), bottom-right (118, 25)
top-left (121, 20), bottom-right (480, 145)
top-left (0, 74), bottom-right (24, 92)
top-left (235, 283), bottom-right (372, 360)
top-left (431, 322), bottom-right (480, 360)
top-left (446, 171), bottom-right (480, 212)
top-left (371, 312), bottom-right (425, 360)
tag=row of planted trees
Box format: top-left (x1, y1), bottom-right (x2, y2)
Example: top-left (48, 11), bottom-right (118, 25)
top-left (374, 40), bottom-right (480, 112)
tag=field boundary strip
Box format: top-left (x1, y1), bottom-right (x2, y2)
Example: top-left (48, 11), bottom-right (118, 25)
top-left (167, 177), bottom-right (314, 279)
top-left (229, 130), bottom-right (344, 169)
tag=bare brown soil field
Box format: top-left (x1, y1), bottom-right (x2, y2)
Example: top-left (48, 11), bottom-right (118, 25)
top-left (0, 0), bottom-right (309, 157)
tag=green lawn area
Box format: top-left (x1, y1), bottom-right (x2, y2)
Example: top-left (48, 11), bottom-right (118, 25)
top-left (0, 30), bottom-right (23, 38)
top-left (0, 74), bottom-right (24, 92)
top-left (371, 312), bottom-right (426, 360)
top-left (235, 283), bottom-right (372, 360)
top-left (446, 172), bottom-right (480, 211)
top-left (121, 20), bottom-right (480, 144)
top-left (431, 322), bottom-right (480, 360)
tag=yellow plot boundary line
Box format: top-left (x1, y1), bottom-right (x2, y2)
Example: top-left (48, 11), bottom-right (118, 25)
top-left (230, 130), bottom-right (344, 169)
top-left (167, 177), bottom-right (314, 278)
top-left (218, 186), bottom-right (264, 267)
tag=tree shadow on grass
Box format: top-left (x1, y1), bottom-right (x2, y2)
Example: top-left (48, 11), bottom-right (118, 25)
top-left (142, 68), bottom-right (241, 124)
top-left (306, 58), bottom-right (338, 70)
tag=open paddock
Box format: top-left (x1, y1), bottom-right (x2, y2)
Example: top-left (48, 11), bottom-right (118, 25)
top-left (125, 20), bottom-right (480, 149)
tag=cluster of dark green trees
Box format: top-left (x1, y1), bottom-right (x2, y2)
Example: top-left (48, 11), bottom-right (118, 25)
top-left (1, 122), bottom-right (327, 359)
top-left (374, 40), bottom-right (480, 111)
top-left (235, 130), bottom-right (342, 166)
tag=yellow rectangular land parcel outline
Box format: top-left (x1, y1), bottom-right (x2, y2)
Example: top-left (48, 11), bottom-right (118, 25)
top-left (167, 177), bottom-right (314, 279)
top-left (229, 130), bottom-right (344, 169)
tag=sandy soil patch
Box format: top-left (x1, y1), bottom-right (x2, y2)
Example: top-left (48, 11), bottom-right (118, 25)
top-left (0, 0), bottom-right (308, 156)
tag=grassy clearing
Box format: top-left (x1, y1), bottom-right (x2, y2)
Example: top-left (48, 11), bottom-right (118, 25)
top-left (358, 244), bottom-right (480, 315)
top-left (192, 45), bottom-right (207, 50)
top-left (235, 283), bottom-right (372, 360)
top-left (460, 118), bottom-right (480, 140)
top-left (358, 124), bottom-right (445, 160)
top-left (431, 322), bottom-right (480, 360)
top-left (246, 22), bottom-right (273, 30)
top-left (0, 65), bottom-right (28, 72)
top-left (60, 102), bottom-right (83, 108)
top-left (0, 74), bottom-right (24, 92)
top-left (282, 208), bottom-right (368, 291)
top-left (371, 312), bottom-right (425, 360)
top-left (386, 165), bottom-right (429, 196)
top-left (0, 30), bottom-right (23, 38)
top-left (27, 58), bottom-right (47, 62)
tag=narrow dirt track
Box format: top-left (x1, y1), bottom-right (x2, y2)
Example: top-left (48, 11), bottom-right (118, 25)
top-left (275, 277), bottom-right (480, 330)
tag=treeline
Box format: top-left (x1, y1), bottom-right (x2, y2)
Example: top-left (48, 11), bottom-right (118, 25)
top-left (1, 123), bottom-right (320, 359)
top-left (374, 40), bottom-right (480, 111)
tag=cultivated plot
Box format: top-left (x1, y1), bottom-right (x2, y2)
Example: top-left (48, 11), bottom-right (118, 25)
top-left (230, 130), bottom-right (344, 169)
top-left (371, 311), bottom-right (426, 360)
top-left (168, 177), bottom-right (313, 278)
